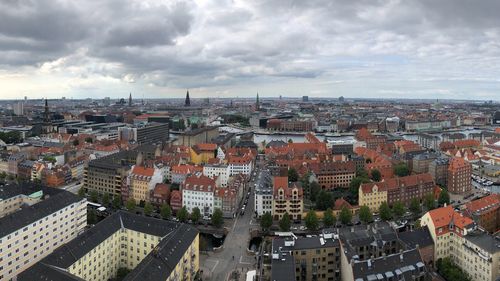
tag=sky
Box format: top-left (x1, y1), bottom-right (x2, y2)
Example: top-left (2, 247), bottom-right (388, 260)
top-left (1, 0), bottom-right (500, 101)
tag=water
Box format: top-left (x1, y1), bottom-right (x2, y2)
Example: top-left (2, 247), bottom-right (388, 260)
top-left (200, 233), bottom-right (225, 251)
top-left (248, 237), bottom-right (262, 252)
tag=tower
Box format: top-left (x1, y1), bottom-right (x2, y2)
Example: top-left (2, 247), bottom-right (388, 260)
top-left (185, 90), bottom-right (191, 107)
top-left (129, 93), bottom-right (132, 107)
top-left (42, 98), bottom-right (52, 134)
top-left (255, 93), bottom-right (260, 111)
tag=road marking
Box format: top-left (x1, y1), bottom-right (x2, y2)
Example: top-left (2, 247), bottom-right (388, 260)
top-left (239, 255), bottom-right (252, 265)
top-left (210, 260), bottom-right (219, 272)
top-left (232, 215), bottom-right (239, 231)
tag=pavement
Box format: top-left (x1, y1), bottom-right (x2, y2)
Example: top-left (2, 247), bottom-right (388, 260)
top-left (200, 166), bottom-right (260, 281)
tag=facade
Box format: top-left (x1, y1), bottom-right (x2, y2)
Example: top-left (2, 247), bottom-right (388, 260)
top-left (313, 161), bottom-right (356, 190)
top-left (19, 211), bottom-right (199, 281)
top-left (271, 177), bottom-right (304, 220)
top-left (119, 122), bottom-right (169, 145)
top-left (190, 143), bottom-right (217, 164)
top-left (150, 183), bottom-right (171, 207)
top-left (447, 157), bottom-right (472, 194)
top-left (429, 157), bottom-right (449, 187)
top-left (127, 165), bottom-right (164, 203)
top-left (177, 126), bottom-right (219, 147)
top-left (421, 206), bottom-right (500, 281)
top-left (182, 174), bottom-right (217, 216)
top-left (0, 186), bottom-right (87, 281)
top-left (203, 164), bottom-right (230, 187)
top-left (412, 152), bottom-right (438, 174)
top-left (359, 173), bottom-right (435, 211)
top-left (464, 194), bottom-right (500, 233)
top-left (254, 170), bottom-right (273, 217)
top-left (228, 154), bottom-right (254, 176)
top-left (271, 230), bottom-right (341, 281)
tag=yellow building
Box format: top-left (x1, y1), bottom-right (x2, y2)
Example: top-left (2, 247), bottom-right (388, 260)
top-left (189, 143), bottom-right (217, 164)
top-left (128, 165), bottom-right (164, 203)
top-left (358, 183), bottom-right (388, 212)
top-left (19, 211), bottom-right (200, 281)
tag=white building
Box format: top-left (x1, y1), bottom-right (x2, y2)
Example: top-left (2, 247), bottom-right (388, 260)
top-left (228, 155), bottom-right (253, 176)
top-left (182, 174), bottom-right (217, 216)
top-left (0, 186), bottom-right (87, 281)
top-left (203, 164), bottom-right (230, 187)
top-left (254, 170), bottom-right (273, 217)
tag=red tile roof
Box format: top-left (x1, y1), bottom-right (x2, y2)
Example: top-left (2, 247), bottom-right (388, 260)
top-left (427, 206), bottom-right (474, 233)
top-left (273, 176), bottom-right (288, 189)
top-left (465, 194), bottom-right (500, 213)
top-left (132, 165), bottom-right (154, 177)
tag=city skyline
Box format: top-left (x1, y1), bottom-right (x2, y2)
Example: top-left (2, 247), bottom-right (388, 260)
top-left (1, 0), bottom-right (500, 101)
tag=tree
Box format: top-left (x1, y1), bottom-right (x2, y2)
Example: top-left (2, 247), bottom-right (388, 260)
top-left (437, 257), bottom-right (472, 281)
top-left (0, 131), bottom-right (22, 144)
top-left (356, 168), bottom-right (369, 179)
top-left (191, 207), bottom-right (201, 224)
top-left (349, 177), bottom-right (370, 201)
top-left (279, 213), bottom-right (291, 231)
top-left (90, 190), bottom-right (99, 203)
top-left (102, 193), bottom-right (110, 206)
top-left (323, 208), bottom-right (336, 227)
top-left (177, 207), bottom-right (189, 222)
top-left (112, 195), bottom-right (122, 209)
top-left (394, 163), bottom-right (410, 177)
top-left (211, 208), bottom-right (224, 228)
top-left (359, 206), bottom-right (373, 224)
top-left (305, 210), bottom-right (319, 231)
top-left (126, 198), bottom-right (136, 211)
top-left (288, 168), bottom-right (299, 182)
top-left (315, 190), bottom-right (334, 210)
top-left (116, 267), bottom-right (131, 281)
top-left (260, 212), bottom-right (273, 231)
top-left (43, 155), bottom-right (57, 164)
top-left (392, 201), bottom-right (406, 219)
top-left (0, 171), bottom-right (6, 180)
top-left (309, 181), bottom-right (321, 202)
top-left (339, 206), bottom-right (352, 225)
top-left (144, 202), bottom-right (154, 216)
top-left (371, 169), bottom-right (381, 181)
top-left (160, 204), bottom-right (172, 220)
top-left (438, 189), bottom-right (450, 206)
top-left (409, 198), bottom-right (421, 215)
top-left (77, 187), bottom-right (86, 198)
top-left (85, 137), bottom-right (93, 143)
top-left (424, 193), bottom-right (436, 211)
top-left (379, 202), bottom-right (392, 221)
top-left (288, 139), bottom-right (293, 143)
top-left (87, 210), bottom-right (97, 225)
top-left (72, 139), bottom-right (79, 146)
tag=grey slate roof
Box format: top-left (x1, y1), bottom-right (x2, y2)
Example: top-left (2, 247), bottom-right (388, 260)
top-left (0, 185), bottom-right (81, 238)
top-left (398, 226), bottom-right (434, 249)
top-left (18, 211), bottom-right (199, 281)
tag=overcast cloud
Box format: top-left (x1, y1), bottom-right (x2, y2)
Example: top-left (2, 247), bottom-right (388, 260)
top-left (0, 0), bottom-right (499, 100)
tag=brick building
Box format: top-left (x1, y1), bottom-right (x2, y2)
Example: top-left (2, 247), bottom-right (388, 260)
top-left (465, 194), bottom-right (500, 233)
top-left (447, 157), bottom-right (472, 194)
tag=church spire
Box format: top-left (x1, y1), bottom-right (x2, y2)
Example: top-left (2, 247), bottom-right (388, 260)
top-left (255, 92), bottom-right (260, 111)
top-left (185, 90), bottom-right (191, 107)
top-left (129, 92), bottom-right (132, 107)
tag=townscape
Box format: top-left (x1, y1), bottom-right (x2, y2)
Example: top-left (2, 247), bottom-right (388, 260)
top-left (0, 94), bottom-right (499, 281)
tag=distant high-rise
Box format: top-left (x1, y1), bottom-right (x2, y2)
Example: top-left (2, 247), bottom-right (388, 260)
top-left (185, 90), bottom-right (191, 107)
top-left (13, 102), bottom-right (24, 116)
top-left (256, 93), bottom-right (260, 111)
top-left (302, 96), bottom-right (309, 102)
top-left (129, 93), bottom-right (132, 107)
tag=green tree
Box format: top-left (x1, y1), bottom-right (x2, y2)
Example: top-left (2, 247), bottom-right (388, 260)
top-left (260, 212), bottom-right (273, 231)
top-left (394, 163), bottom-right (410, 177)
top-left (392, 201), bottom-right (406, 219)
top-left (424, 193), bottom-right (436, 211)
top-left (160, 204), bottom-right (172, 219)
top-left (116, 267), bottom-right (131, 281)
top-left (315, 190), bottom-right (334, 210)
top-left (379, 202), bottom-right (392, 221)
top-left (85, 137), bottom-right (93, 143)
top-left (6, 174), bottom-right (14, 181)
top-left (0, 131), bottom-right (22, 144)
top-left (288, 168), bottom-right (299, 182)
top-left (279, 213), bottom-right (291, 231)
top-left (126, 198), bottom-right (136, 211)
top-left (0, 171), bottom-right (6, 180)
top-left (359, 205), bottom-right (373, 224)
top-left (211, 208), bottom-right (224, 228)
top-left (339, 206), bottom-right (352, 225)
top-left (72, 139), bottom-right (79, 146)
top-left (102, 193), bottom-right (110, 206)
top-left (371, 169), bottom-right (381, 181)
top-left (437, 257), bottom-right (472, 281)
top-left (112, 195), bottom-right (122, 209)
top-left (177, 207), bottom-right (189, 222)
top-left (409, 198), bottom-right (421, 215)
top-left (77, 187), bottom-right (86, 198)
top-left (356, 168), bottom-right (369, 178)
top-left (305, 210), bottom-right (319, 231)
top-left (349, 177), bottom-right (370, 200)
top-left (309, 181), bottom-right (321, 202)
top-left (144, 202), bottom-right (154, 216)
top-left (288, 139), bottom-right (293, 143)
top-left (90, 190), bottom-right (99, 203)
top-left (191, 207), bottom-right (201, 224)
top-left (323, 208), bottom-right (336, 227)
top-left (87, 210), bottom-right (97, 225)
top-left (438, 189), bottom-right (450, 206)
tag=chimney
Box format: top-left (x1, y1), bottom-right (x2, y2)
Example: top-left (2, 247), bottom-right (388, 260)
top-left (351, 227), bottom-right (354, 233)
top-left (382, 253), bottom-right (386, 260)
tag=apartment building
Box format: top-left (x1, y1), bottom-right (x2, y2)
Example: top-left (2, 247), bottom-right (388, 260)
top-left (177, 126), bottom-right (219, 147)
top-left (312, 161), bottom-right (356, 189)
top-left (118, 122), bottom-right (169, 145)
top-left (182, 173), bottom-right (217, 216)
top-left (272, 176), bottom-right (304, 221)
top-left (271, 230), bottom-right (341, 281)
top-left (190, 143), bottom-right (217, 164)
top-left (412, 152), bottom-right (438, 174)
top-left (421, 206), bottom-right (500, 281)
top-left (19, 211), bottom-right (199, 281)
top-left (203, 164), bottom-right (230, 187)
top-left (429, 157), bottom-right (449, 187)
top-left (170, 164), bottom-right (203, 185)
top-left (255, 170), bottom-right (273, 217)
top-left (0, 186), bottom-right (87, 281)
top-left (464, 194), bottom-right (500, 233)
top-left (228, 154), bottom-right (254, 176)
top-left (126, 165), bottom-right (164, 203)
top-left (358, 173), bottom-right (435, 211)
top-left (447, 157), bottom-right (472, 194)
